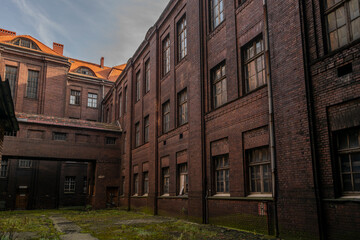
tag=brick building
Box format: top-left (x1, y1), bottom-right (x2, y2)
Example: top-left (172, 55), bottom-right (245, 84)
top-left (0, 0), bottom-right (359, 239)
top-left (0, 29), bottom-right (123, 210)
top-left (101, 0), bottom-right (360, 239)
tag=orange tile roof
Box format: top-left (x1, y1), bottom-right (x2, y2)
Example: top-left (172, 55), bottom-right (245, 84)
top-left (0, 32), bottom-right (125, 82)
top-left (0, 35), bottom-right (61, 56)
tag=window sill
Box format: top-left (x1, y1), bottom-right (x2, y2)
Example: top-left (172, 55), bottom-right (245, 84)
top-left (158, 195), bottom-right (188, 199)
top-left (247, 193), bottom-right (272, 198)
top-left (176, 56), bottom-right (187, 69)
top-left (323, 196), bottom-right (360, 203)
top-left (213, 193), bottom-right (230, 197)
top-left (86, 106), bottom-right (98, 109)
top-left (161, 72), bottom-right (171, 81)
top-left (64, 192), bottom-right (75, 194)
top-left (208, 196), bottom-right (273, 201)
top-left (131, 195), bottom-right (147, 198)
top-left (244, 84), bottom-right (267, 97)
top-left (69, 104), bottom-right (80, 106)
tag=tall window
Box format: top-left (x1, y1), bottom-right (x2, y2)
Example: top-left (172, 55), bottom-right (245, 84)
top-left (70, 90), bottom-right (81, 105)
top-left (5, 66), bottom-right (17, 98)
top-left (134, 174), bottom-right (139, 195)
top-left (19, 159), bottom-right (32, 168)
top-left (336, 128), bottom-right (360, 193)
top-left (210, 0), bottom-right (224, 30)
top-left (163, 36), bottom-right (171, 76)
top-left (143, 172), bottom-right (149, 195)
top-left (64, 176), bottom-right (76, 193)
top-left (214, 155), bottom-right (229, 194)
top-left (178, 163), bottom-right (188, 195)
top-left (247, 147), bottom-right (271, 194)
top-left (0, 159), bottom-right (8, 178)
top-left (136, 71), bottom-right (141, 102)
top-left (325, 0), bottom-right (360, 51)
top-left (119, 92), bottom-right (122, 118)
top-left (162, 167), bottom-right (170, 195)
top-left (135, 122), bottom-right (140, 147)
top-left (26, 70), bottom-right (39, 99)
top-left (124, 86), bottom-right (128, 113)
top-left (178, 89), bottom-right (188, 126)
top-left (162, 101), bottom-right (170, 133)
top-left (87, 93), bottom-right (97, 108)
top-left (178, 16), bottom-right (187, 61)
top-left (144, 116), bottom-right (149, 143)
top-left (145, 60), bottom-right (150, 93)
top-left (212, 63), bottom-right (227, 108)
top-left (244, 37), bottom-right (266, 93)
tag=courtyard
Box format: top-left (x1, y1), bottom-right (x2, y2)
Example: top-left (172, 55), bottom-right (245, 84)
top-left (0, 208), bottom-right (276, 240)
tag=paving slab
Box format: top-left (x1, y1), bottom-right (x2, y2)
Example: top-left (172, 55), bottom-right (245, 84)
top-left (50, 216), bottom-right (98, 240)
top-left (60, 233), bottom-right (98, 240)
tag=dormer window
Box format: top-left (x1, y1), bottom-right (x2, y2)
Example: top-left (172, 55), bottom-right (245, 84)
top-left (12, 38), bottom-right (39, 50)
top-left (76, 67), bottom-right (95, 76)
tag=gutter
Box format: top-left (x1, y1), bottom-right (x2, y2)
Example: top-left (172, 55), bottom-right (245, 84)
top-left (263, 0), bottom-right (279, 236)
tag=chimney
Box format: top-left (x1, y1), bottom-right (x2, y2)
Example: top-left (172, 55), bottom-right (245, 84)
top-left (0, 28), bottom-right (16, 36)
top-left (53, 42), bottom-right (64, 55)
top-left (100, 57), bottom-right (104, 68)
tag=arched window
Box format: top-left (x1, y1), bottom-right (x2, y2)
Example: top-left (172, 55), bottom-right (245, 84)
top-left (76, 67), bottom-right (95, 76)
top-left (12, 38), bottom-right (39, 50)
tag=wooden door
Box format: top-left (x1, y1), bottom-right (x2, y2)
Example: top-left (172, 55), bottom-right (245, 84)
top-left (15, 193), bottom-right (28, 210)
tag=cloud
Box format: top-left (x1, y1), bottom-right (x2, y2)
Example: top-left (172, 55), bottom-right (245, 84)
top-left (11, 0), bottom-right (68, 45)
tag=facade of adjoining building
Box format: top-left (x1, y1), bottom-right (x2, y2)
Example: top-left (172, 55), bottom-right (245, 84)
top-left (0, 28), bottom-right (124, 210)
top-left (101, 0), bottom-right (360, 240)
top-left (0, 0), bottom-right (360, 239)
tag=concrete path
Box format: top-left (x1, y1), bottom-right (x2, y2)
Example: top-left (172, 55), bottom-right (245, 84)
top-left (50, 216), bottom-right (98, 240)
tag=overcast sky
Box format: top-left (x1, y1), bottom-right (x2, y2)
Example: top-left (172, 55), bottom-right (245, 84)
top-left (0, 0), bottom-right (170, 66)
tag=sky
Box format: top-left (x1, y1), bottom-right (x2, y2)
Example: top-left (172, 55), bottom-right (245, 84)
top-left (0, 0), bottom-right (170, 67)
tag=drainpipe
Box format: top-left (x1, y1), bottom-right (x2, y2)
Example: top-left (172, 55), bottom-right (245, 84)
top-left (263, 0), bottom-right (279, 237)
top-left (127, 60), bottom-right (134, 211)
top-left (199, 0), bottom-right (208, 224)
top-left (298, 1), bottom-right (325, 239)
top-left (154, 26), bottom-right (160, 216)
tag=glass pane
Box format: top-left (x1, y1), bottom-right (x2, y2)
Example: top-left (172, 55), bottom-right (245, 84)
top-left (248, 45), bottom-right (255, 59)
top-left (327, 12), bottom-right (337, 32)
top-left (354, 174), bottom-right (360, 191)
top-left (340, 154), bottom-right (351, 172)
top-left (350, 0), bottom-right (360, 20)
top-left (336, 7), bottom-right (346, 27)
top-left (351, 17), bottom-right (360, 40)
top-left (330, 31), bottom-right (339, 50)
top-left (349, 131), bottom-right (359, 148)
top-left (342, 174), bottom-right (353, 191)
top-left (352, 153), bottom-right (360, 172)
top-left (338, 26), bottom-right (349, 47)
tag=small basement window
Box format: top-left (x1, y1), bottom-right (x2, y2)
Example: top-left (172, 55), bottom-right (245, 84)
top-left (106, 137), bottom-right (116, 145)
top-left (337, 63), bottom-right (352, 77)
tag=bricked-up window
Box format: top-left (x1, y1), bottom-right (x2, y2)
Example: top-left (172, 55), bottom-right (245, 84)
top-left (135, 122), bottom-right (140, 147)
top-left (87, 93), bottom-right (98, 108)
top-left (106, 137), bottom-right (116, 145)
top-left (119, 92), bottom-right (123, 118)
top-left (143, 172), bottom-right (149, 195)
top-left (53, 132), bottom-right (67, 141)
top-left (145, 60), bottom-right (150, 93)
top-left (136, 71), bottom-right (141, 102)
top-left (178, 163), bottom-right (188, 195)
top-left (0, 159), bottom-right (8, 178)
top-left (64, 176), bottom-right (76, 193)
top-left (70, 90), bottom-right (81, 105)
top-left (162, 167), bottom-right (170, 195)
top-left (214, 155), bottom-right (229, 194)
top-left (178, 89), bottom-right (188, 126)
top-left (244, 37), bottom-right (266, 93)
top-left (144, 116), bottom-right (149, 143)
top-left (134, 173), bottom-right (139, 195)
top-left (163, 36), bottom-right (171, 76)
top-left (121, 176), bottom-right (125, 195)
top-left (162, 101), bottom-right (170, 133)
top-left (336, 128), bottom-right (360, 193)
top-left (178, 16), bottom-right (187, 61)
top-left (26, 70), bottom-right (39, 99)
top-left (212, 63), bottom-right (227, 109)
top-left (247, 147), bottom-right (271, 194)
top-left (124, 86), bottom-right (128, 113)
top-left (325, 0), bottom-right (360, 51)
top-left (210, 0), bottom-right (224, 30)
top-left (5, 66), bottom-right (17, 98)
top-left (19, 159), bottom-right (32, 168)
